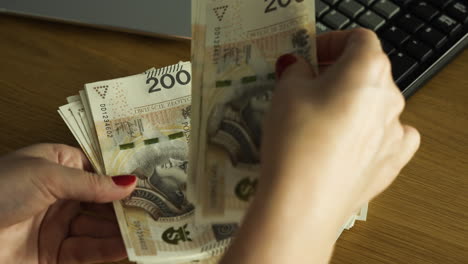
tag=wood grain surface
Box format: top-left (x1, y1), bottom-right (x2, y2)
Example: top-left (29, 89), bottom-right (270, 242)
top-left (0, 14), bottom-right (467, 264)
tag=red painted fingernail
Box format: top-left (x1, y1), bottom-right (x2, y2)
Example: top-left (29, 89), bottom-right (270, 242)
top-left (112, 175), bottom-right (136, 186)
top-left (276, 54), bottom-right (297, 79)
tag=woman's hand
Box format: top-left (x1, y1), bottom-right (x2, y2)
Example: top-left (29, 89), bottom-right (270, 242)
top-left (262, 28), bottom-right (421, 223)
top-left (0, 144), bottom-right (136, 264)
top-left (222, 29), bottom-right (420, 264)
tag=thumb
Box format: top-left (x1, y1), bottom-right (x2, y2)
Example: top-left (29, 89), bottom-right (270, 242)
top-left (275, 54), bottom-right (317, 82)
top-left (41, 164), bottom-right (136, 203)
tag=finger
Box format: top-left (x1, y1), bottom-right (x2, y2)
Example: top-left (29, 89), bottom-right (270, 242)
top-left (316, 29), bottom-right (382, 64)
top-left (396, 125), bottom-right (421, 166)
top-left (323, 29), bottom-right (387, 87)
top-left (377, 124), bottom-right (419, 192)
top-left (276, 54), bottom-right (316, 82)
top-left (379, 118), bottom-right (405, 155)
top-left (59, 236), bottom-right (127, 264)
top-left (366, 125), bottom-right (420, 199)
top-left (314, 35), bottom-right (391, 111)
top-left (15, 143), bottom-right (93, 171)
top-left (39, 201), bottom-right (81, 264)
top-left (70, 214), bottom-right (120, 238)
top-left (276, 30), bottom-right (384, 84)
top-left (384, 84), bottom-right (406, 125)
top-left (37, 163), bottom-right (136, 203)
top-left (81, 203), bottom-right (116, 220)
top-left (317, 30), bottom-right (355, 63)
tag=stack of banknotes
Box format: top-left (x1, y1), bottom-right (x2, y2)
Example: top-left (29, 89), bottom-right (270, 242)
top-left (58, 1), bottom-right (367, 263)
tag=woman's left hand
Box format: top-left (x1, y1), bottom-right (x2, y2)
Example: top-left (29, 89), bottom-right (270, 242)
top-left (0, 144), bottom-right (136, 264)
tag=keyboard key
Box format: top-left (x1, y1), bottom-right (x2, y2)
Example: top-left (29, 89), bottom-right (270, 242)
top-left (426, 0), bottom-right (453, 8)
top-left (316, 0), bottom-right (331, 18)
top-left (356, 0), bottom-right (376, 6)
top-left (345, 22), bottom-right (361, 29)
top-left (390, 52), bottom-right (418, 83)
top-left (338, 0), bottom-right (365, 18)
top-left (405, 39), bottom-right (434, 61)
top-left (381, 39), bottom-right (396, 55)
top-left (446, 1), bottom-right (468, 23)
top-left (418, 26), bottom-right (448, 48)
top-left (323, 0), bottom-right (340, 6)
top-left (323, 10), bottom-right (350, 29)
top-left (358, 10), bottom-right (386, 30)
top-left (392, 0), bottom-right (412, 5)
top-left (373, 0), bottom-right (401, 19)
top-left (397, 13), bottom-right (425, 33)
top-left (317, 22), bottom-right (331, 34)
top-left (433, 14), bottom-right (462, 35)
top-left (411, 1), bottom-right (440, 21)
top-left (381, 26), bottom-right (410, 46)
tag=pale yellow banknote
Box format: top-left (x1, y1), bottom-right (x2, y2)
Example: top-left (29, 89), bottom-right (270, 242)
top-left (189, 0), bottom-right (318, 223)
top-left (58, 96), bottom-right (231, 263)
top-left (79, 67), bottom-right (157, 170)
top-left (137, 255), bottom-right (222, 264)
top-left (58, 102), bottom-right (103, 174)
top-left (85, 62), bottom-right (236, 263)
top-left (138, 253), bottom-right (222, 264)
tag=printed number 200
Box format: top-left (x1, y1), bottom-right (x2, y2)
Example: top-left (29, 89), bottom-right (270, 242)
top-left (264, 0), bottom-right (304, 13)
top-left (147, 70), bottom-right (191, 93)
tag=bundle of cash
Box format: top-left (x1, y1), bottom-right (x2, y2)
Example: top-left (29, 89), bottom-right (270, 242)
top-left (59, 62), bottom-right (236, 264)
top-left (58, 1), bottom-right (368, 263)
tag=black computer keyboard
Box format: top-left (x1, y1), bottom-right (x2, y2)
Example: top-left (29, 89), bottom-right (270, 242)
top-left (315, 0), bottom-right (468, 98)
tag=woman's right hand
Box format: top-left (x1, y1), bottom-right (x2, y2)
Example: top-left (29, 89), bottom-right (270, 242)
top-left (261, 28), bottom-right (421, 224)
top-left (222, 29), bottom-right (421, 264)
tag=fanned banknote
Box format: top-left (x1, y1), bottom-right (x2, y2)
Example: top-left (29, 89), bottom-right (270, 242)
top-left (189, 0), bottom-right (320, 223)
top-left (58, 101), bottom-right (104, 174)
top-left (82, 62), bottom-right (235, 263)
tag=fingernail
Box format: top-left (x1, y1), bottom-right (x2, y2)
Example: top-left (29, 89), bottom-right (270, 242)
top-left (275, 54), bottom-right (297, 79)
top-left (112, 175), bottom-right (136, 186)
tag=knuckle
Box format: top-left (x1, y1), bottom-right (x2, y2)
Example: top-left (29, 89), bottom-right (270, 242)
top-left (392, 89), bottom-right (406, 115)
top-left (28, 158), bottom-right (55, 181)
top-left (28, 158), bottom-right (62, 201)
top-left (373, 52), bottom-right (393, 84)
top-left (373, 52), bottom-right (391, 70)
top-left (351, 28), bottom-right (382, 53)
top-left (352, 27), bottom-right (379, 42)
top-left (396, 121), bottom-right (406, 141)
top-left (51, 144), bottom-right (85, 168)
top-left (84, 172), bottom-right (107, 202)
top-left (31, 143), bottom-right (70, 155)
top-left (358, 51), bottom-right (391, 79)
top-left (407, 126), bottom-right (421, 149)
top-left (50, 143), bottom-right (72, 153)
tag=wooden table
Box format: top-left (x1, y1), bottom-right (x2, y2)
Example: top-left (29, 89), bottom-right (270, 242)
top-left (0, 14), bottom-right (467, 264)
